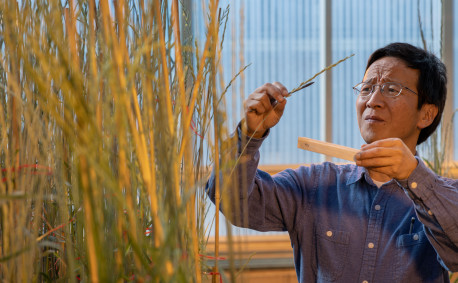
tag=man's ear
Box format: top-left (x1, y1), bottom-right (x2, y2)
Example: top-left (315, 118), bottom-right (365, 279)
top-left (417, 104), bottom-right (439, 129)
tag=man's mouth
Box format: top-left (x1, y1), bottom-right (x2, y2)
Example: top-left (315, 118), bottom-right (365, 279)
top-left (365, 115), bottom-right (384, 122)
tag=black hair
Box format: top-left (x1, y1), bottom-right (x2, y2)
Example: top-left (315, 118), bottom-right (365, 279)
top-left (365, 42), bottom-right (447, 145)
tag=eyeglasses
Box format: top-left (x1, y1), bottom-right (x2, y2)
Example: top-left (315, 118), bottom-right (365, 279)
top-left (353, 82), bottom-right (417, 98)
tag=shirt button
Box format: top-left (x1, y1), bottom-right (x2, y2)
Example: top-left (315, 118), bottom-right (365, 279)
top-left (413, 234), bottom-right (419, 241)
top-left (326, 231), bottom-right (333, 237)
top-left (411, 182), bottom-right (418, 189)
top-left (428, 210), bottom-right (433, 215)
top-left (368, 243), bottom-right (374, 249)
top-left (374, 204), bottom-right (381, 211)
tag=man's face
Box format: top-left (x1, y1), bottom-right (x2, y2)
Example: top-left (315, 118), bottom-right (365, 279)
top-left (356, 56), bottom-right (423, 148)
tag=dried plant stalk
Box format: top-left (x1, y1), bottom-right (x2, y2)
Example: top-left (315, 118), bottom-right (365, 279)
top-left (0, 0), bottom-right (235, 281)
top-left (286, 54), bottom-right (355, 97)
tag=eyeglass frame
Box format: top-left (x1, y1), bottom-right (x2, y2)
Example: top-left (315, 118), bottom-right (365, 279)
top-left (352, 81), bottom-right (418, 98)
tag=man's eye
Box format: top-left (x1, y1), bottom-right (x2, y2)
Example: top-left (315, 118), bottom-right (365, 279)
top-left (360, 85), bottom-right (372, 93)
top-left (387, 85), bottom-right (401, 93)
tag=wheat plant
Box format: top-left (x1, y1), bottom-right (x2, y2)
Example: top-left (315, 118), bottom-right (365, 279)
top-left (0, 0), bottom-right (238, 282)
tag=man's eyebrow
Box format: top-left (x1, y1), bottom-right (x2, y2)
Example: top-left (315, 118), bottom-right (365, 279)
top-left (362, 77), bottom-right (375, 83)
top-left (363, 77), bottom-right (399, 83)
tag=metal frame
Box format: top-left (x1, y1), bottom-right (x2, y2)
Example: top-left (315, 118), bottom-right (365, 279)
top-left (442, 0), bottom-right (455, 159)
top-left (320, 0), bottom-right (333, 162)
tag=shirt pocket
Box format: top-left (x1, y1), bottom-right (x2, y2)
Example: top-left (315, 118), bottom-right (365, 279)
top-left (313, 224), bottom-right (350, 282)
top-left (395, 230), bottom-right (443, 282)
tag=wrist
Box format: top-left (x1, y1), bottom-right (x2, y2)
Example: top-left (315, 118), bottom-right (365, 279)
top-left (397, 157), bottom-right (418, 180)
top-left (241, 119), bottom-right (265, 139)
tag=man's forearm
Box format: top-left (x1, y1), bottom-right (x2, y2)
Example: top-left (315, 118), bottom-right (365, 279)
top-left (400, 158), bottom-right (458, 271)
top-left (205, 123), bottom-right (266, 226)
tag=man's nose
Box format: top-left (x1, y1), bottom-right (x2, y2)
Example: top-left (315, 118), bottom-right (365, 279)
top-left (365, 85), bottom-right (385, 108)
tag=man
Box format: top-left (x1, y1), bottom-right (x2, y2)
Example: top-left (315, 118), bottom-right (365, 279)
top-left (206, 43), bottom-right (458, 282)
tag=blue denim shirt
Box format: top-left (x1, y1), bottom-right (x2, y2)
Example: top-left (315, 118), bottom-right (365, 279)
top-left (206, 127), bottom-right (458, 282)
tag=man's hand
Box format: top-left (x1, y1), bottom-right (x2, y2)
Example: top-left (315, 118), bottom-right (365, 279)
top-left (354, 138), bottom-right (418, 180)
top-left (243, 82), bottom-right (288, 138)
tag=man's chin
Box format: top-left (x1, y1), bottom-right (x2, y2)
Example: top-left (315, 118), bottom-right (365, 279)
top-left (361, 132), bottom-right (387, 144)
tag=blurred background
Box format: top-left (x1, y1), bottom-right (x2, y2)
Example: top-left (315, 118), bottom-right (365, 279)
top-left (191, 1), bottom-right (457, 281)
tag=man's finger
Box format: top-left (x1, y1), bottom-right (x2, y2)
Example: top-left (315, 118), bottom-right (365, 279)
top-left (365, 166), bottom-right (394, 177)
top-left (245, 97), bottom-right (267, 114)
top-left (356, 147), bottom-right (394, 161)
top-left (272, 81), bottom-right (289, 99)
top-left (254, 83), bottom-right (286, 104)
top-left (355, 156), bottom-right (399, 168)
top-left (274, 96), bottom-right (287, 114)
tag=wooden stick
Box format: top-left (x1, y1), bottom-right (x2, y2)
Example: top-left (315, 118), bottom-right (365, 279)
top-left (297, 137), bottom-right (359, 162)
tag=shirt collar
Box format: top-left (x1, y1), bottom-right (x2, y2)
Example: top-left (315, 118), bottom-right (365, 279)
top-left (346, 165), bottom-right (402, 188)
top-left (346, 165), bottom-right (366, 186)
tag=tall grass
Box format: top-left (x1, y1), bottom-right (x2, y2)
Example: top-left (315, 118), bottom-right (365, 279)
top-left (0, 0), bottom-right (237, 281)
top-left (417, 2), bottom-right (458, 281)
top-left (417, 0), bottom-right (457, 179)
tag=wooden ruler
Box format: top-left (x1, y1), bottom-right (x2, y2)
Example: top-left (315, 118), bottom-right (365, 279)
top-left (297, 137), bottom-right (359, 162)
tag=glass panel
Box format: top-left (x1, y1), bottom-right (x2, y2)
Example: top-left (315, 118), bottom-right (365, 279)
top-left (199, 0), bottom-right (447, 236)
